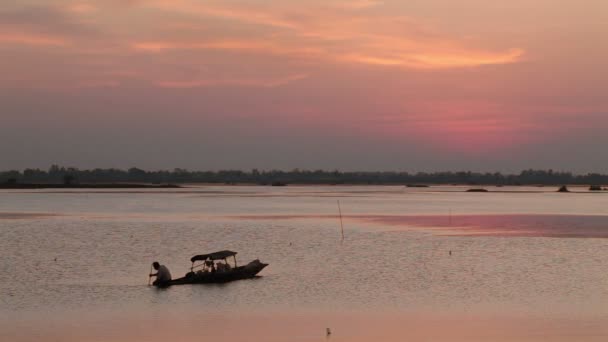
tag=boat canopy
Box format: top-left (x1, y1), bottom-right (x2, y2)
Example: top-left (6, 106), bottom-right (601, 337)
top-left (191, 250), bottom-right (237, 262)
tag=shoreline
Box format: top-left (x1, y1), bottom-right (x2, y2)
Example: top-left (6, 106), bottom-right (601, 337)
top-left (0, 183), bottom-right (180, 189)
top-left (0, 183), bottom-right (606, 194)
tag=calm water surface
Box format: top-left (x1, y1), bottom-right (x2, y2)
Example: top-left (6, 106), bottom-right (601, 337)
top-left (1, 185), bottom-right (608, 341)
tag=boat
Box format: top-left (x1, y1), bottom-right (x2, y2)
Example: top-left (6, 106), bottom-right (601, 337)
top-left (153, 250), bottom-right (268, 287)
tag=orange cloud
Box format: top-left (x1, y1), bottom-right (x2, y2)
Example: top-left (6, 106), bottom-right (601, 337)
top-left (136, 0), bottom-right (524, 69)
top-left (155, 74), bottom-right (308, 88)
top-left (132, 36), bottom-right (522, 70)
top-left (132, 39), bottom-right (324, 59)
top-left (408, 48), bottom-right (525, 68)
top-left (65, 3), bottom-right (98, 14)
top-left (131, 42), bottom-right (173, 52)
top-left (0, 32), bottom-right (68, 46)
top-left (332, 0), bottom-right (384, 10)
top-left (0, 1), bottom-right (526, 92)
top-left (146, 0), bottom-right (299, 29)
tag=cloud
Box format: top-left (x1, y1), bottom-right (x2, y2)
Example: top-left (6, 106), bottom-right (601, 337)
top-left (145, 0), bottom-right (299, 30)
top-left (134, 0), bottom-right (524, 69)
top-left (331, 0), bottom-right (384, 10)
top-left (399, 48), bottom-right (525, 68)
top-left (65, 3), bottom-right (98, 14)
top-left (0, 1), bottom-right (525, 92)
top-left (0, 32), bottom-right (68, 46)
top-left (0, 5), bottom-right (101, 47)
top-left (131, 39), bottom-right (324, 58)
top-left (155, 74), bottom-right (308, 88)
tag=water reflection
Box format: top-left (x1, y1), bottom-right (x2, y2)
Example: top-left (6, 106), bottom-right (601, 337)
top-left (1, 187), bottom-right (608, 341)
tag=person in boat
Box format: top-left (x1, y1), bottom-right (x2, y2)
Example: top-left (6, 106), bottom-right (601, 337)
top-left (218, 261), bottom-right (232, 272)
top-left (206, 260), bottom-right (216, 273)
top-left (149, 261), bottom-right (172, 285)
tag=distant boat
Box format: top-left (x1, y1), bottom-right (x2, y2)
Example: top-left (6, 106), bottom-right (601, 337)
top-left (153, 250), bottom-right (268, 287)
top-left (557, 185), bottom-right (570, 193)
top-left (406, 184), bottom-right (429, 188)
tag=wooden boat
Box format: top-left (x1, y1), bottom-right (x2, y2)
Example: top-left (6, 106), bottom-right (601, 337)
top-left (154, 250), bottom-right (268, 287)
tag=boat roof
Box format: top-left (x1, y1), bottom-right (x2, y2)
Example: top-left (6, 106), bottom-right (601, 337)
top-left (191, 250), bottom-right (237, 262)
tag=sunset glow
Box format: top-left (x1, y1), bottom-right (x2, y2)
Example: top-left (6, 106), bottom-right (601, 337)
top-left (1, 0), bottom-right (607, 171)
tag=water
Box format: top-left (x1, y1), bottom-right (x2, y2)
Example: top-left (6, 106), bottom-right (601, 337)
top-left (1, 186), bottom-right (608, 341)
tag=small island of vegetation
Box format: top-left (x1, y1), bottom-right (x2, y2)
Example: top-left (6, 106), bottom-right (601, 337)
top-left (467, 188), bottom-right (489, 192)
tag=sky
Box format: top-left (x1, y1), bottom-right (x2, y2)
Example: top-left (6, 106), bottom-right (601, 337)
top-left (1, 0), bottom-right (607, 172)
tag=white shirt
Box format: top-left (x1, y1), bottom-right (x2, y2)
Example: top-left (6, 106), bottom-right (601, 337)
top-left (156, 265), bottom-right (172, 282)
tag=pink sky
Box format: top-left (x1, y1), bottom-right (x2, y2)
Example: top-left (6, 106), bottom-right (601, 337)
top-left (1, 0), bottom-right (607, 171)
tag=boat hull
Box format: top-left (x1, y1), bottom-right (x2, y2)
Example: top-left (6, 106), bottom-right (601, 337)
top-left (154, 259), bottom-right (268, 287)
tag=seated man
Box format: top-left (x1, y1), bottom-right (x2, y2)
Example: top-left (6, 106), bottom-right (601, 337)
top-left (149, 261), bottom-right (172, 285)
top-left (205, 260), bottom-right (216, 273)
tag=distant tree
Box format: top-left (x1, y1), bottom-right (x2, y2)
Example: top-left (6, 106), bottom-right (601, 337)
top-left (49, 164), bottom-right (61, 175)
top-left (63, 174), bottom-right (76, 185)
top-left (128, 167), bottom-right (147, 181)
top-left (1, 170), bottom-right (21, 184)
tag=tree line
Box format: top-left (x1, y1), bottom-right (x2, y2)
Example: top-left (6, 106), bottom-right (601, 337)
top-left (1, 165), bottom-right (607, 185)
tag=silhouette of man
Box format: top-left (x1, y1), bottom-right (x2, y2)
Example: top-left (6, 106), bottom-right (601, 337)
top-left (149, 261), bottom-right (172, 285)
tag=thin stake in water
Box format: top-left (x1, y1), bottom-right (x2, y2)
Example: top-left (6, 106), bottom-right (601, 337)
top-left (449, 208), bottom-right (452, 226)
top-left (337, 200), bottom-right (344, 241)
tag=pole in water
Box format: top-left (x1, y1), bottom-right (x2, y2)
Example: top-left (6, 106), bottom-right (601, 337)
top-left (337, 200), bottom-right (344, 241)
top-left (449, 208), bottom-right (452, 226)
top-left (147, 263), bottom-right (153, 286)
